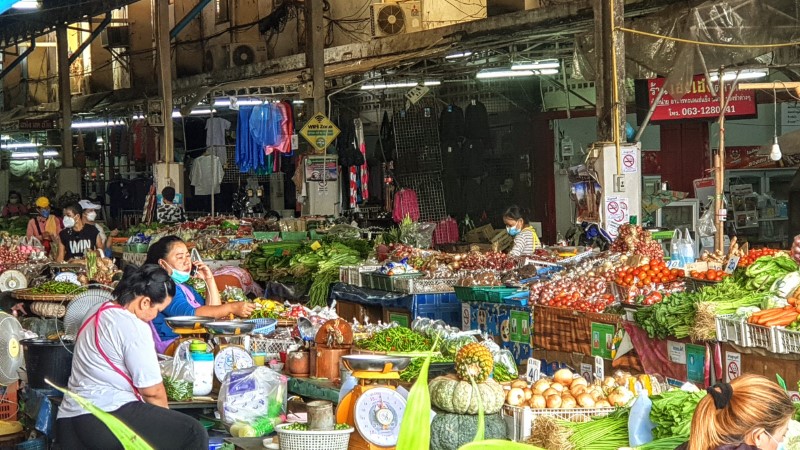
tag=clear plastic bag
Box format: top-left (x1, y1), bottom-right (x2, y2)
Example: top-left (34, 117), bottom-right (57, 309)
top-left (492, 349), bottom-right (519, 382)
top-left (698, 206), bottom-right (717, 237)
top-left (670, 229), bottom-right (683, 264)
top-left (160, 352), bottom-right (194, 402)
top-left (218, 366), bottom-right (288, 437)
top-left (681, 228), bottom-right (696, 265)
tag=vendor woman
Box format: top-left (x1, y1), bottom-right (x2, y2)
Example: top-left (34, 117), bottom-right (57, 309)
top-left (503, 205), bottom-right (541, 257)
top-left (145, 236), bottom-right (256, 353)
top-left (56, 264), bottom-right (208, 450)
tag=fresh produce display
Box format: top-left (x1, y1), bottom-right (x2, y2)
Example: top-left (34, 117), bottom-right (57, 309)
top-left (609, 225), bottom-right (664, 259)
top-left (744, 255), bottom-right (798, 290)
top-left (634, 292), bottom-right (698, 340)
top-left (503, 369), bottom-right (633, 409)
top-left (456, 272), bottom-right (502, 287)
top-left (739, 247), bottom-right (780, 268)
top-left (563, 410), bottom-right (630, 450)
top-left (220, 286), bottom-right (248, 303)
top-left (442, 335), bottom-right (477, 358)
top-left (747, 306), bottom-right (800, 327)
top-left (400, 356), bottom-right (452, 382)
top-left (454, 343), bottom-right (494, 383)
top-left (355, 327), bottom-right (433, 353)
top-left (613, 261), bottom-right (681, 288)
top-left (531, 276), bottom-right (614, 313)
top-left (698, 236), bottom-right (743, 264)
top-left (280, 423), bottom-right (351, 431)
top-left (430, 412), bottom-right (507, 450)
top-left (649, 388), bottom-right (707, 440)
top-left (0, 217), bottom-right (31, 236)
top-left (163, 376), bottom-right (192, 401)
top-left (428, 375), bottom-right (505, 414)
top-left (687, 269), bottom-right (730, 282)
top-left (28, 281), bottom-right (87, 295)
top-left (492, 362), bottom-right (515, 382)
top-left (250, 298), bottom-right (286, 319)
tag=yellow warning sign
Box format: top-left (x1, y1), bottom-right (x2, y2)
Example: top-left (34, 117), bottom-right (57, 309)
top-left (299, 113), bottom-right (340, 152)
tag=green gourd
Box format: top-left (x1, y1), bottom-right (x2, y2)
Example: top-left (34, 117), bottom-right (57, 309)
top-left (428, 375), bottom-right (505, 415)
top-left (429, 412), bottom-right (507, 450)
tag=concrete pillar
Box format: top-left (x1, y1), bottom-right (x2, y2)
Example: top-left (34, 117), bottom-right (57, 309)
top-left (305, 0), bottom-right (326, 115)
top-left (594, 0), bottom-right (626, 142)
top-left (56, 26), bottom-right (72, 167)
top-left (156, 0), bottom-right (174, 162)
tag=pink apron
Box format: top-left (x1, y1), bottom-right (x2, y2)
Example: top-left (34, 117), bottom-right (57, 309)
top-left (78, 303), bottom-right (143, 401)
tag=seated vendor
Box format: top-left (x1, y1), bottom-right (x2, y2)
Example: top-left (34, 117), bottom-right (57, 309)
top-left (145, 236), bottom-right (255, 353)
top-left (56, 264), bottom-right (208, 450)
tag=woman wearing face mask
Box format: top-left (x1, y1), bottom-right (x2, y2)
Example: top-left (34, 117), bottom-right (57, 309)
top-left (144, 236), bottom-right (256, 353)
top-left (55, 203), bottom-right (103, 263)
top-left (56, 264), bottom-right (208, 450)
top-left (2, 191), bottom-right (27, 218)
top-left (676, 374), bottom-right (792, 450)
top-left (79, 200), bottom-right (113, 257)
top-left (26, 196), bottom-right (62, 255)
top-left (503, 205), bottom-right (541, 257)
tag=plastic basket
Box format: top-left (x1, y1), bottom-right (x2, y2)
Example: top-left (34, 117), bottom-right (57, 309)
top-left (484, 288), bottom-right (522, 303)
top-left (453, 285), bottom-right (484, 302)
top-left (746, 323), bottom-right (781, 353)
top-left (339, 265), bottom-right (381, 287)
top-left (393, 277), bottom-right (459, 294)
top-left (275, 423), bottom-right (354, 450)
top-left (715, 314), bottom-right (750, 346)
top-left (502, 405), bottom-right (616, 442)
top-left (361, 272), bottom-right (423, 292)
top-left (246, 318), bottom-right (278, 335)
top-left (0, 382), bottom-right (18, 421)
top-left (248, 337), bottom-right (297, 360)
top-left (775, 327), bottom-right (800, 354)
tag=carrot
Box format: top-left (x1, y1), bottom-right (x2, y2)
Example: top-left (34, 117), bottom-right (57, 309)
top-left (789, 297), bottom-right (797, 306)
top-left (751, 309), bottom-right (792, 324)
top-left (763, 314), bottom-right (799, 327)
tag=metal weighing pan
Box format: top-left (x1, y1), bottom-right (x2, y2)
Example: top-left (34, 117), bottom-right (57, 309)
top-left (165, 316), bottom-right (216, 330)
top-left (204, 320), bottom-right (256, 335)
top-left (341, 355), bottom-right (412, 372)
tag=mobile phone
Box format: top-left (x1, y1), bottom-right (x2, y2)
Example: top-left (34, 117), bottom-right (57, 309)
top-left (190, 248), bottom-right (202, 277)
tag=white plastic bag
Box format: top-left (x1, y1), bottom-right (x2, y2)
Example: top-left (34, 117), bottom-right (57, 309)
top-left (670, 229), bottom-right (683, 264)
top-left (159, 352), bottom-right (194, 402)
top-left (218, 366), bottom-right (287, 436)
top-left (681, 228), bottom-right (696, 265)
top-left (698, 207), bottom-right (717, 237)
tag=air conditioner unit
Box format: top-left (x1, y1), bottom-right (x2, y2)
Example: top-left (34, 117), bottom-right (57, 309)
top-left (101, 26), bottom-right (130, 48)
top-left (204, 43), bottom-right (267, 72)
top-left (370, 2), bottom-right (422, 38)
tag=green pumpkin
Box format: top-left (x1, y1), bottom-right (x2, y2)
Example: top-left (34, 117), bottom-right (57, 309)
top-left (428, 375), bottom-right (505, 415)
top-left (430, 411), bottom-right (508, 450)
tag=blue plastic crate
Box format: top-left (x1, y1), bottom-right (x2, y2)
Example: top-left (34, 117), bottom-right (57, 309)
top-left (16, 438), bottom-right (46, 450)
top-left (416, 305), bottom-right (461, 329)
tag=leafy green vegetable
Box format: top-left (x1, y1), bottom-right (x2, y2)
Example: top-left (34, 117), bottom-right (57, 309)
top-left (563, 409), bottom-right (630, 450)
top-left (47, 380), bottom-right (154, 450)
top-left (649, 389), bottom-right (706, 440)
top-left (356, 327), bottom-right (433, 353)
top-left (399, 356), bottom-right (451, 382)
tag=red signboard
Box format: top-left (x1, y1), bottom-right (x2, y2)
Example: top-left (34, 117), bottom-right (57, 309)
top-left (646, 75), bottom-right (757, 121)
top-left (722, 146), bottom-right (778, 169)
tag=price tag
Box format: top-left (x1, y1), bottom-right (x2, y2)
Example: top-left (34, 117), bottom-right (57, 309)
top-left (708, 262), bottom-right (723, 271)
top-left (526, 358), bottom-right (541, 382)
top-left (291, 134), bottom-right (299, 150)
top-left (685, 262), bottom-right (708, 273)
top-left (667, 259), bottom-right (682, 269)
top-left (594, 355), bottom-right (604, 381)
top-left (725, 256), bottom-right (740, 274)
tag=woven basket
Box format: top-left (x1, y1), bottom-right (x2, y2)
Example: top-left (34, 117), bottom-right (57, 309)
top-left (533, 305), bottom-right (621, 355)
top-left (11, 289), bottom-right (80, 302)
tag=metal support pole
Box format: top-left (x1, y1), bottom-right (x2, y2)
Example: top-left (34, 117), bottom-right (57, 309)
top-left (156, 0), bottom-right (174, 163)
top-left (56, 27), bottom-right (73, 168)
top-left (715, 70), bottom-right (726, 252)
top-left (305, 0), bottom-right (326, 115)
top-left (170, 0), bottom-right (213, 39)
top-left (634, 84), bottom-right (666, 143)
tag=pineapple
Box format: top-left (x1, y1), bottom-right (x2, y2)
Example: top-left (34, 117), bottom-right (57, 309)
top-left (455, 342), bottom-right (494, 383)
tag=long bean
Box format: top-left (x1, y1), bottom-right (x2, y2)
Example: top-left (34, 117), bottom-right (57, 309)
top-left (356, 328), bottom-right (432, 353)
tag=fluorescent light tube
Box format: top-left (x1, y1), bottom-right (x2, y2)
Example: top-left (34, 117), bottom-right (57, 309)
top-left (709, 69), bottom-right (768, 82)
top-left (512, 59), bottom-right (560, 70)
top-left (476, 69), bottom-right (535, 79)
top-left (445, 51), bottom-right (473, 59)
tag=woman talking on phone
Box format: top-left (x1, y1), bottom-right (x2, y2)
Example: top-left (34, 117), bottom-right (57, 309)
top-left (144, 236), bottom-right (256, 354)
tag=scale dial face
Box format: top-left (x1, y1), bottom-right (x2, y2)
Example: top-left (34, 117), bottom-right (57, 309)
top-left (354, 387), bottom-right (406, 447)
top-left (214, 346), bottom-right (253, 381)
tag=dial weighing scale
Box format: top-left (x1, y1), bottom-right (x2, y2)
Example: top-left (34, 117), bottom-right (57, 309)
top-left (164, 316), bottom-right (216, 358)
top-left (205, 321), bottom-right (256, 383)
top-left (336, 355), bottom-right (411, 450)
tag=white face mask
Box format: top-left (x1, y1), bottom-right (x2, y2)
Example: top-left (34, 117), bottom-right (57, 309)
top-left (86, 211), bottom-right (97, 222)
top-left (62, 216), bottom-right (76, 228)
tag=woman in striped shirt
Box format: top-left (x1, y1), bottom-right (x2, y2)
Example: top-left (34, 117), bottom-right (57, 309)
top-left (503, 206), bottom-right (541, 257)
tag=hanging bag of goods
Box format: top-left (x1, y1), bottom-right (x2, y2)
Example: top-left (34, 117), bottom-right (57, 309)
top-left (392, 189), bottom-right (420, 223)
top-left (433, 217), bottom-right (459, 246)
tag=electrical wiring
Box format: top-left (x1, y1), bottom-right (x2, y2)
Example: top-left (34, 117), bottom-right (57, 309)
top-left (617, 26), bottom-right (800, 49)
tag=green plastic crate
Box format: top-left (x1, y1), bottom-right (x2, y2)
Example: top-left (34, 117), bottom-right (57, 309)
top-left (483, 288), bottom-right (521, 303)
top-left (280, 231), bottom-right (308, 241)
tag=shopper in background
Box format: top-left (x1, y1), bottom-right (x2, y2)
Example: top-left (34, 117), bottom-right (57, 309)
top-left (678, 374), bottom-right (792, 450)
top-left (503, 205), bottom-right (541, 257)
top-left (144, 236), bottom-right (255, 353)
top-left (157, 186), bottom-right (186, 224)
top-left (2, 191), bottom-right (27, 217)
top-left (55, 203), bottom-right (103, 262)
top-left (26, 196), bottom-right (61, 255)
top-left (56, 264), bottom-right (208, 450)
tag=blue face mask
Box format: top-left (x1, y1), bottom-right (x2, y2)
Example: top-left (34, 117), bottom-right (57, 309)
top-left (40, 209), bottom-right (49, 218)
top-left (164, 262), bottom-right (190, 284)
top-left (506, 226), bottom-right (520, 237)
top-left (767, 430), bottom-right (785, 450)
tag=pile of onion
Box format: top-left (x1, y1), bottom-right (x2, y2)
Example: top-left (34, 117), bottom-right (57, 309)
top-left (503, 368), bottom-right (632, 409)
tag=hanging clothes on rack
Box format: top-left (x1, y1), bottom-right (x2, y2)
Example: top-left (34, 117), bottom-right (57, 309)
top-left (354, 118), bottom-right (369, 204)
top-left (206, 117), bottom-right (230, 165)
top-left (464, 100), bottom-right (490, 141)
top-left (236, 106), bottom-right (265, 173)
top-left (190, 154), bottom-right (224, 196)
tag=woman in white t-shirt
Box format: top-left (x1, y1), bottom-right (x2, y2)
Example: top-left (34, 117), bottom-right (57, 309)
top-left (56, 265), bottom-right (208, 450)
